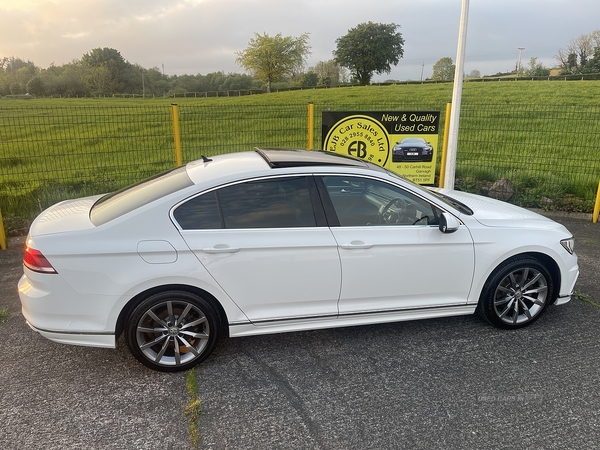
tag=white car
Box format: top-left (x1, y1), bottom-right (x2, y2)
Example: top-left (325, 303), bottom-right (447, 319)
top-left (19, 149), bottom-right (579, 372)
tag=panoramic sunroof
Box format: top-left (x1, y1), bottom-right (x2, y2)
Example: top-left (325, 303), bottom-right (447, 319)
top-left (255, 148), bottom-right (368, 168)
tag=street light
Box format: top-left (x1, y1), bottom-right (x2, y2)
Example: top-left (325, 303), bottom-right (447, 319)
top-left (443, 0), bottom-right (470, 190)
top-left (517, 47), bottom-right (525, 77)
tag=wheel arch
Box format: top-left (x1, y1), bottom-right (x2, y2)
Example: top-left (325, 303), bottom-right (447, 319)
top-left (115, 284), bottom-right (230, 341)
top-left (478, 251), bottom-right (561, 305)
top-left (526, 252), bottom-right (561, 302)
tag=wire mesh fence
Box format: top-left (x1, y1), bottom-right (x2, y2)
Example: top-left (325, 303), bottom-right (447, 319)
top-left (1, 102), bottom-right (599, 229)
top-left (455, 104), bottom-right (600, 211)
top-left (1, 105), bottom-right (175, 221)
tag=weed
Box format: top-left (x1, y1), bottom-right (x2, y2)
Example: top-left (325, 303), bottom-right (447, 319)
top-left (573, 290), bottom-right (600, 308)
top-left (183, 368), bottom-right (204, 449)
top-left (0, 308), bottom-right (9, 322)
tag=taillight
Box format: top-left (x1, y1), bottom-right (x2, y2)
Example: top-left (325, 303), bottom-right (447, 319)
top-left (24, 245), bottom-right (57, 274)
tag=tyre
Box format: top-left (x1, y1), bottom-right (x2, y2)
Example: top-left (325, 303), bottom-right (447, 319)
top-left (478, 256), bottom-right (554, 329)
top-left (125, 290), bottom-right (220, 372)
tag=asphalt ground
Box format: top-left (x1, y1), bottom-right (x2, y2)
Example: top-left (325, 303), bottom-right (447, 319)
top-left (0, 211), bottom-right (599, 450)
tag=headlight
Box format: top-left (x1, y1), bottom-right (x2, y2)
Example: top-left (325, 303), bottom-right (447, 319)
top-left (560, 237), bottom-right (575, 254)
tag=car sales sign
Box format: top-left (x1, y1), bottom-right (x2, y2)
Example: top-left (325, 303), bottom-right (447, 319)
top-left (322, 111), bottom-right (440, 184)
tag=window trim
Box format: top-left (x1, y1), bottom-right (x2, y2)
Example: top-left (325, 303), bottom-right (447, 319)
top-left (170, 174), bottom-right (329, 231)
top-left (315, 174), bottom-right (443, 228)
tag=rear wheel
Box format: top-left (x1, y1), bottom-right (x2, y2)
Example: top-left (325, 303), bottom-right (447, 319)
top-left (125, 291), bottom-right (219, 372)
top-left (478, 256), bottom-right (554, 329)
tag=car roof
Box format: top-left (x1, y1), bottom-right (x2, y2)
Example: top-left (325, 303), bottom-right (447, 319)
top-left (185, 148), bottom-right (374, 186)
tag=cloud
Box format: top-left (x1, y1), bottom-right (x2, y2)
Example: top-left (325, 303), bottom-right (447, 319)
top-left (1, 0), bottom-right (599, 79)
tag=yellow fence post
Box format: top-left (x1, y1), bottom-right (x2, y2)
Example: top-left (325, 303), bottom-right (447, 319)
top-left (0, 208), bottom-right (7, 250)
top-left (593, 180), bottom-right (600, 223)
top-left (307, 102), bottom-right (314, 150)
top-left (171, 104), bottom-right (183, 167)
top-left (438, 102), bottom-right (452, 188)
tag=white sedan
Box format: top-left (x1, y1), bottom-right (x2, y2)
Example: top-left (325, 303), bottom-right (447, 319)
top-left (19, 149), bottom-right (579, 372)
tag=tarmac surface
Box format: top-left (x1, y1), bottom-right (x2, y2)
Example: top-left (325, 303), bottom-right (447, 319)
top-left (0, 210), bottom-right (599, 449)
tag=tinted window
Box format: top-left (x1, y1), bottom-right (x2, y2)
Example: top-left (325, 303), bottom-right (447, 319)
top-left (91, 166), bottom-right (193, 226)
top-left (173, 191), bottom-right (222, 230)
top-left (322, 176), bottom-right (439, 227)
top-left (174, 177), bottom-right (317, 230)
top-left (219, 177), bottom-right (316, 229)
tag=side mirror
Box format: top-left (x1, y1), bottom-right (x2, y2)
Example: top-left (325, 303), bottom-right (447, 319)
top-left (439, 212), bottom-right (460, 233)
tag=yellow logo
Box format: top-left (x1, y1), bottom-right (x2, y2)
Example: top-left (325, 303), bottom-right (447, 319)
top-left (323, 115), bottom-right (390, 166)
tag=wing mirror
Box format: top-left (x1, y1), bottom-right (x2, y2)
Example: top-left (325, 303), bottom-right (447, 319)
top-left (439, 212), bottom-right (460, 233)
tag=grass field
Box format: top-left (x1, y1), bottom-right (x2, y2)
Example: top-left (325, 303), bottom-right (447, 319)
top-left (1, 80), bottom-right (600, 229)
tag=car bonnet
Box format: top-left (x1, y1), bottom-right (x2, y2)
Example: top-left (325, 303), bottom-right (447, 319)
top-left (433, 188), bottom-right (562, 229)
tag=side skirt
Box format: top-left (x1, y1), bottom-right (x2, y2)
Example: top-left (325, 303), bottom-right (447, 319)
top-left (228, 304), bottom-right (477, 338)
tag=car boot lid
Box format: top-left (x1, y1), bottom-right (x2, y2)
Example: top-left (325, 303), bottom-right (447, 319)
top-left (29, 195), bottom-right (102, 236)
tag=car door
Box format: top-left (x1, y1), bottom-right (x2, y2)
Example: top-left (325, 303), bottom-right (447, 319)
top-left (318, 175), bottom-right (475, 316)
top-left (173, 175), bottom-right (341, 323)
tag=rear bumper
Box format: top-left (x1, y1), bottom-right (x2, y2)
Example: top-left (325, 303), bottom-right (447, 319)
top-left (19, 272), bottom-right (118, 348)
top-left (25, 320), bottom-right (116, 348)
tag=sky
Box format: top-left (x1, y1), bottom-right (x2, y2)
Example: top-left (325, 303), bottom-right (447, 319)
top-left (1, 0), bottom-right (599, 81)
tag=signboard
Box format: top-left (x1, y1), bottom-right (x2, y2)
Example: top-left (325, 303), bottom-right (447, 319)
top-left (322, 111), bottom-right (440, 184)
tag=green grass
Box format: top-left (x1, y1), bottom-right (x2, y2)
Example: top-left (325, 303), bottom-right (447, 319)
top-left (1, 80), bottom-right (600, 224)
top-left (0, 308), bottom-right (9, 322)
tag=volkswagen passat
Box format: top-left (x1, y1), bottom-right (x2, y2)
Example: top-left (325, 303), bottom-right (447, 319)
top-left (19, 149), bottom-right (579, 372)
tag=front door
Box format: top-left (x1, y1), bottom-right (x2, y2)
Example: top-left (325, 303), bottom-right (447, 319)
top-left (319, 175), bottom-right (475, 316)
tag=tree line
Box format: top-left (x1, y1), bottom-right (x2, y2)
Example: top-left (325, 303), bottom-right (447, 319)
top-left (430, 29), bottom-right (600, 82)
top-left (0, 22), bottom-right (405, 97)
top-left (2, 25), bottom-right (600, 97)
top-left (0, 48), bottom-right (352, 98)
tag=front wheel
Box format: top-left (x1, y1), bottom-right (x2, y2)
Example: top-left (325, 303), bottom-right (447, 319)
top-left (478, 256), bottom-right (554, 329)
top-left (125, 291), bottom-right (220, 372)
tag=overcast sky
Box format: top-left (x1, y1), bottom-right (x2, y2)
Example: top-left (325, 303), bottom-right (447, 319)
top-left (1, 0), bottom-right (599, 81)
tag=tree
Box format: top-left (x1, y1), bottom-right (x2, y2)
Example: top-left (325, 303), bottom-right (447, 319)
top-left (525, 57), bottom-right (550, 77)
top-left (300, 71), bottom-right (318, 88)
top-left (82, 47), bottom-right (130, 93)
top-left (333, 22), bottom-right (404, 85)
top-left (309, 60), bottom-right (347, 86)
top-left (27, 76), bottom-right (45, 96)
top-left (432, 57), bottom-right (455, 81)
top-left (584, 46), bottom-right (600, 73)
top-left (556, 30), bottom-right (600, 73)
top-left (466, 69), bottom-right (481, 79)
top-left (236, 32), bottom-right (311, 92)
top-left (86, 65), bottom-right (111, 95)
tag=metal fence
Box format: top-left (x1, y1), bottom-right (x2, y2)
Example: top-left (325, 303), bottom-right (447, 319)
top-left (1, 102), bottom-right (599, 228)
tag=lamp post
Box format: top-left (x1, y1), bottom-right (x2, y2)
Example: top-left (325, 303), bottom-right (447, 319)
top-left (443, 0), bottom-right (470, 190)
top-left (517, 47), bottom-right (525, 77)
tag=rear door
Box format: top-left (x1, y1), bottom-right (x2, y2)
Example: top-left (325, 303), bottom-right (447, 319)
top-left (173, 175), bottom-right (341, 323)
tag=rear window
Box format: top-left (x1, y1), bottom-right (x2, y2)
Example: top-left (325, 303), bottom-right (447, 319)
top-left (90, 166), bottom-right (193, 226)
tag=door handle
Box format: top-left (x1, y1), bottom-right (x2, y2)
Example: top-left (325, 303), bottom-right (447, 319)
top-left (202, 245), bottom-right (240, 254)
top-left (339, 241), bottom-right (374, 250)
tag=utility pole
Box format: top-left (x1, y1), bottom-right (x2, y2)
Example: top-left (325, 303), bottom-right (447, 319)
top-left (517, 47), bottom-right (525, 77)
top-left (420, 62), bottom-right (425, 82)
